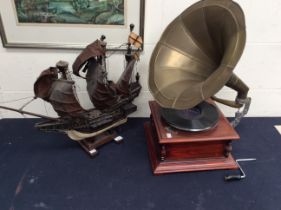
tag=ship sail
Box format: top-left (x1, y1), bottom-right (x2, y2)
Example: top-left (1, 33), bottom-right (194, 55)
top-left (72, 39), bottom-right (106, 78)
top-left (34, 67), bottom-right (84, 117)
top-left (72, 28), bottom-right (142, 111)
top-left (34, 67), bottom-right (58, 101)
top-left (86, 58), bottom-right (119, 110)
top-left (48, 80), bottom-right (84, 117)
top-left (116, 58), bottom-right (137, 96)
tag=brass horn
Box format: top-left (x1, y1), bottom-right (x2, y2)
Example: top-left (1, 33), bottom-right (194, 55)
top-left (149, 0), bottom-right (250, 126)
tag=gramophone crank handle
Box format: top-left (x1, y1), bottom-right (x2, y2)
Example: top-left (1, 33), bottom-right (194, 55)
top-left (224, 158), bottom-right (256, 181)
top-left (212, 74), bottom-right (249, 108)
top-left (224, 161), bottom-right (245, 181)
top-left (224, 174), bottom-right (243, 181)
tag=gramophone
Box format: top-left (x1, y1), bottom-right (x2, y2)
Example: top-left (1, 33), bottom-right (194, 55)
top-left (144, 0), bottom-right (251, 175)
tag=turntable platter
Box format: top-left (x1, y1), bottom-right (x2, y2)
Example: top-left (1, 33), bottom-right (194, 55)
top-left (160, 101), bottom-right (219, 132)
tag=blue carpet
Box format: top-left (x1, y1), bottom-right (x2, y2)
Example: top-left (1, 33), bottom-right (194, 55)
top-left (0, 118), bottom-right (281, 210)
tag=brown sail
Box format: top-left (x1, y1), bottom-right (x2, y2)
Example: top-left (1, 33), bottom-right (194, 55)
top-left (84, 55), bottom-right (140, 110)
top-left (86, 59), bottom-right (119, 110)
top-left (34, 68), bottom-right (84, 117)
top-left (34, 67), bottom-right (58, 101)
top-left (48, 80), bottom-right (84, 117)
top-left (116, 58), bottom-right (137, 96)
top-left (72, 40), bottom-right (106, 78)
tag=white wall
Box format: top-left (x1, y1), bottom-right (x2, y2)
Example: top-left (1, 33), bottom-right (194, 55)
top-left (0, 0), bottom-right (281, 118)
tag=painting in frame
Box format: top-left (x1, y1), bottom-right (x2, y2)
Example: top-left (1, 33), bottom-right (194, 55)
top-left (0, 0), bottom-right (145, 50)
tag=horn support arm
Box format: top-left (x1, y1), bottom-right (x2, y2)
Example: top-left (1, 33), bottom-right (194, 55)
top-left (212, 74), bottom-right (249, 109)
top-left (211, 74), bottom-right (251, 127)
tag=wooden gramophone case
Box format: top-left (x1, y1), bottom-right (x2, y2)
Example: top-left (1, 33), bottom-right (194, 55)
top-left (144, 101), bottom-right (239, 175)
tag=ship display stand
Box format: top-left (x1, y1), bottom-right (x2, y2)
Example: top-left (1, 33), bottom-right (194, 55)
top-left (78, 130), bottom-right (122, 157)
top-left (144, 101), bottom-right (240, 175)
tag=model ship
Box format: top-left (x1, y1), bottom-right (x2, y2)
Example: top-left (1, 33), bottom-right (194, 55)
top-left (0, 24), bottom-right (143, 156)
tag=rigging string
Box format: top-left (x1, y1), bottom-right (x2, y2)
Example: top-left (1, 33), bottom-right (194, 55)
top-left (0, 96), bottom-right (52, 119)
top-left (70, 76), bottom-right (84, 105)
top-left (72, 84), bottom-right (82, 107)
top-left (43, 100), bottom-right (49, 117)
top-left (134, 61), bottom-right (139, 83)
top-left (0, 96), bottom-right (35, 118)
top-left (106, 43), bottom-right (128, 58)
top-left (19, 97), bottom-right (36, 118)
top-left (0, 96), bottom-right (34, 104)
top-left (65, 68), bottom-right (82, 106)
top-left (19, 97), bottom-right (36, 111)
top-left (105, 54), bottom-right (110, 85)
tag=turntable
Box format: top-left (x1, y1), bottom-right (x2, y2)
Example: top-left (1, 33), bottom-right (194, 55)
top-left (144, 0), bottom-right (251, 175)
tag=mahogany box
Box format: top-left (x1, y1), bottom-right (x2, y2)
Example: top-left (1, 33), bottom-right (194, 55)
top-left (144, 101), bottom-right (239, 175)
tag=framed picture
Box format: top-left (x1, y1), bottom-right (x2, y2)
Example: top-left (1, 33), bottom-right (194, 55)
top-left (0, 0), bottom-right (145, 50)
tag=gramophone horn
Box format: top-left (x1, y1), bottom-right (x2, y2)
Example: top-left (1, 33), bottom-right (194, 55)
top-left (149, 0), bottom-right (249, 112)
